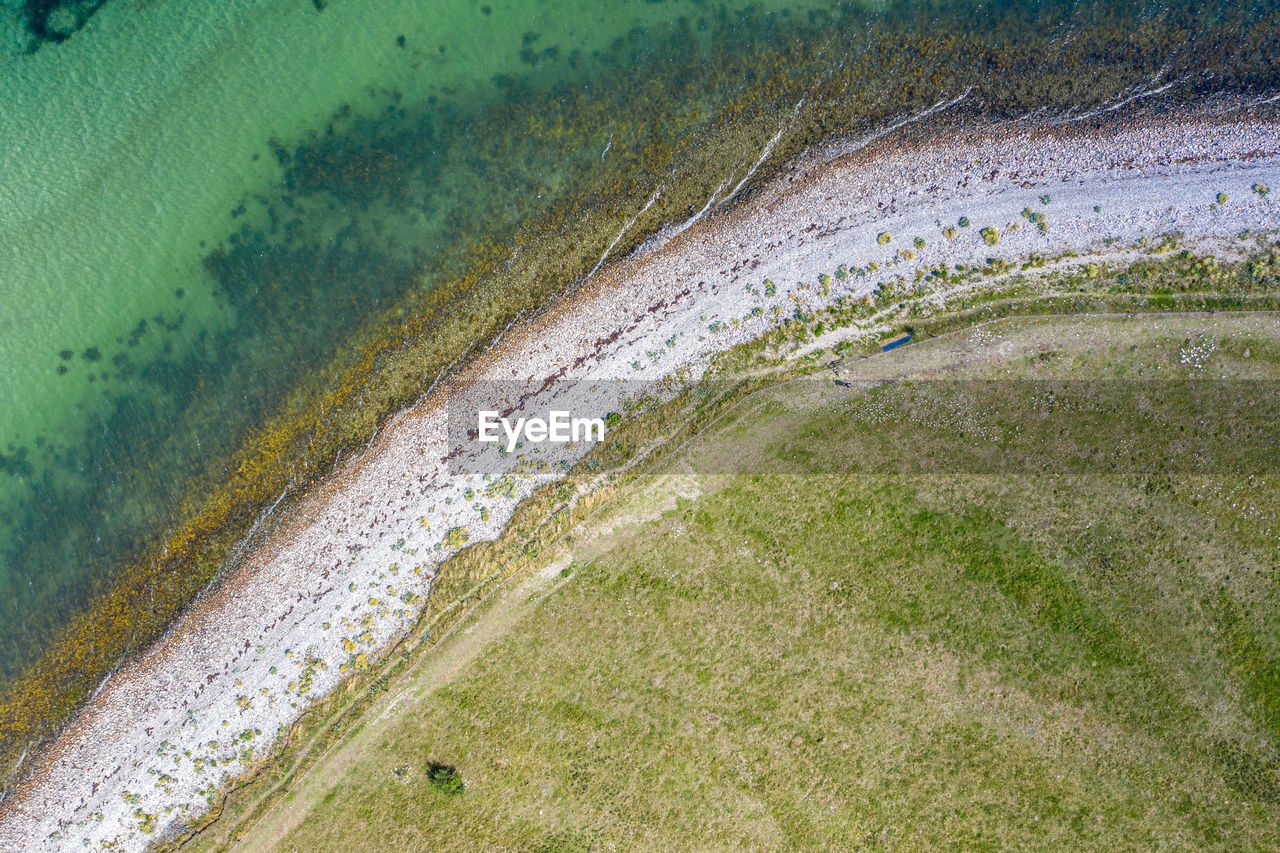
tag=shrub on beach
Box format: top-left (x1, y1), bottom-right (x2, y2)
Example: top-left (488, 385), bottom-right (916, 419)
top-left (444, 526), bottom-right (470, 549)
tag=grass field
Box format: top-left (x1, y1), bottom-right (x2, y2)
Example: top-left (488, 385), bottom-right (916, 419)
top-left (202, 312), bottom-right (1280, 851)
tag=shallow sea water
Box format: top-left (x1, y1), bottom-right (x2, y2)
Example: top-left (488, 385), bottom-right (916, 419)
top-left (0, 0), bottom-right (826, 688)
top-left (0, 0), bottom-right (1277, 763)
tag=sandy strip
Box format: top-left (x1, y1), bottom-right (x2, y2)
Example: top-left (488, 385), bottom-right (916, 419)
top-left (3, 107), bottom-right (1280, 851)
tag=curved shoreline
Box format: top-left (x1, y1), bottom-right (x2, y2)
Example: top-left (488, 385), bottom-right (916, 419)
top-left (4, 106), bottom-right (1280, 851)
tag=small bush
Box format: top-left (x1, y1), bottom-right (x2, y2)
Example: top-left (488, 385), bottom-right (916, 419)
top-left (425, 762), bottom-right (465, 797)
top-left (444, 527), bottom-right (470, 549)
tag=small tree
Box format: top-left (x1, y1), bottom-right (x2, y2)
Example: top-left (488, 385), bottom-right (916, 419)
top-left (425, 761), bottom-right (465, 797)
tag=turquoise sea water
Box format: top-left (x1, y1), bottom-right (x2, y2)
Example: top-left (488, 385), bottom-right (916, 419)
top-left (0, 0), bottom-right (822, 678)
top-left (1, 0), bottom-right (1278, 763)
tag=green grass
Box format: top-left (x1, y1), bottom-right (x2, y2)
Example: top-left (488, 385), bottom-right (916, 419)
top-left (244, 313), bottom-right (1280, 852)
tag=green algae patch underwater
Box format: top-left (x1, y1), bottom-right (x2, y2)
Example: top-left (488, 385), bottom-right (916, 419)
top-left (3, 0), bottom-right (1280, 788)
